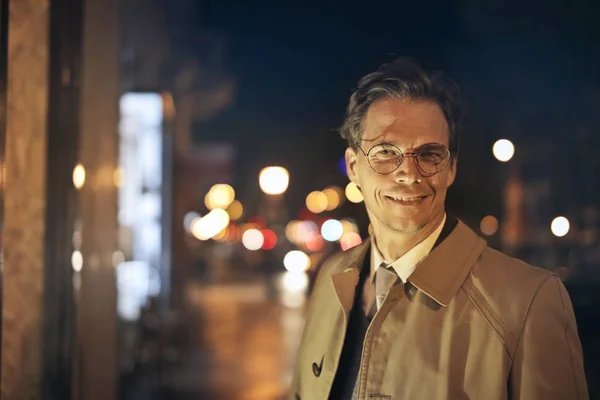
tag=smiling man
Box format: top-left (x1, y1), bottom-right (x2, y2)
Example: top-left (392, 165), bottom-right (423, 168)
top-left (290, 58), bottom-right (588, 400)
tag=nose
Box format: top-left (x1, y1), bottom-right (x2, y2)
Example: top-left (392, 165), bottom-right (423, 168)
top-left (393, 154), bottom-right (422, 184)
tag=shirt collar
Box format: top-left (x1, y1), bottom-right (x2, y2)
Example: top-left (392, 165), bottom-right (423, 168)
top-left (371, 213), bottom-right (447, 283)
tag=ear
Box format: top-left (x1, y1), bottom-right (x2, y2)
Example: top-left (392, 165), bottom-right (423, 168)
top-left (345, 147), bottom-right (360, 186)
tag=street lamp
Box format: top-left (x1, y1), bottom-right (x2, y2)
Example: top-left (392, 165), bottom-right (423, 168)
top-left (259, 166), bottom-right (289, 195)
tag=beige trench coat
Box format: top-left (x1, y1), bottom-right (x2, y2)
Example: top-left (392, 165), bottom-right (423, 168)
top-left (290, 220), bottom-right (588, 400)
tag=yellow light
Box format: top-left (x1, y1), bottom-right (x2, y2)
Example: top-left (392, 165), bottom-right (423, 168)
top-left (259, 166), bottom-right (289, 195)
top-left (340, 219), bottom-right (359, 234)
top-left (480, 215), bottom-right (499, 236)
top-left (73, 164), bottom-right (86, 189)
top-left (306, 191), bottom-right (328, 213)
top-left (226, 200), bottom-right (244, 220)
top-left (113, 167), bottom-right (125, 187)
top-left (283, 250), bottom-right (311, 273)
top-left (323, 187), bottom-right (341, 211)
top-left (242, 228), bottom-right (264, 251)
top-left (285, 220), bottom-right (300, 243)
top-left (345, 182), bottom-right (363, 203)
top-left (205, 184), bottom-right (235, 210)
top-left (551, 216), bottom-right (570, 237)
top-left (190, 208), bottom-right (230, 240)
top-left (493, 139), bottom-right (515, 162)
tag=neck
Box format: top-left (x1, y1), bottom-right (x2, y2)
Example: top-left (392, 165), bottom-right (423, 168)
top-left (373, 213), bottom-right (445, 261)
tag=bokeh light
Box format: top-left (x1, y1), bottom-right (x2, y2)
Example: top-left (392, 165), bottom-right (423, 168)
top-left (226, 199), bottom-right (244, 220)
top-left (205, 184), bottom-right (235, 210)
top-left (340, 232), bottom-right (362, 251)
top-left (303, 231), bottom-right (325, 252)
top-left (345, 182), bottom-right (363, 203)
top-left (259, 166), bottom-right (290, 195)
top-left (340, 219), bottom-right (359, 235)
top-left (283, 250), bottom-right (311, 273)
top-left (261, 229), bottom-right (277, 250)
top-left (242, 228), bottom-right (264, 250)
top-left (480, 215), bottom-right (499, 236)
top-left (551, 216), bottom-right (570, 237)
top-left (190, 208), bottom-right (230, 240)
top-left (306, 191), bottom-right (328, 213)
top-left (183, 211), bottom-right (201, 232)
top-left (493, 139), bottom-right (515, 162)
top-left (321, 219), bottom-right (344, 242)
top-left (73, 164), bottom-right (86, 189)
top-left (323, 187), bottom-right (343, 211)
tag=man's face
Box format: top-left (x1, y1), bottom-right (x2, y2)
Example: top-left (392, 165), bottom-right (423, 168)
top-left (345, 98), bottom-right (456, 235)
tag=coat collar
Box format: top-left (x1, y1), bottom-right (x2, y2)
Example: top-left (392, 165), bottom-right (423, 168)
top-left (329, 219), bottom-right (487, 311)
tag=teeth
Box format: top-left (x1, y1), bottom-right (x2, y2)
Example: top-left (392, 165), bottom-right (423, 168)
top-left (390, 196), bottom-right (422, 201)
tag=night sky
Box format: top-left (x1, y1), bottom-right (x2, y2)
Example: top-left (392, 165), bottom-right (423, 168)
top-left (170, 0), bottom-right (600, 225)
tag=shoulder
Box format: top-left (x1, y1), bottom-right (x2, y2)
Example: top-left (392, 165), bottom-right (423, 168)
top-left (464, 246), bottom-right (563, 349)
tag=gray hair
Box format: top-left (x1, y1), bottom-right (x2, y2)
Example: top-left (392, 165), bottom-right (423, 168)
top-left (339, 57), bottom-right (463, 157)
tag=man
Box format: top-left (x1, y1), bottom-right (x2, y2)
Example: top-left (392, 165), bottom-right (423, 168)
top-left (289, 58), bottom-right (588, 400)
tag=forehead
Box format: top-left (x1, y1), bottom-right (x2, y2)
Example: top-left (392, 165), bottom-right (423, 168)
top-left (361, 98), bottom-right (449, 147)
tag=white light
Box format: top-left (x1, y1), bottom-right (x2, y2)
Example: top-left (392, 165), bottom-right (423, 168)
top-left (242, 228), bottom-right (264, 251)
top-left (71, 250), bottom-right (83, 272)
top-left (321, 219), bottom-right (344, 242)
top-left (281, 271), bottom-right (309, 292)
top-left (493, 139), bottom-right (515, 162)
top-left (73, 164), bottom-right (86, 189)
top-left (283, 250), bottom-right (311, 273)
top-left (259, 166), bottom-right (290, 195)
top-left (551, 216), bottom-right (570, 237)
top-left (190, 208), bottom-right (230, 240)
top-left (183, 211), bottom-right (201, 232)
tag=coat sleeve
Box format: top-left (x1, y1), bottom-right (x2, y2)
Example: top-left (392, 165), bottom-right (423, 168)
top-left (510, 275), bottom-right (588, 400)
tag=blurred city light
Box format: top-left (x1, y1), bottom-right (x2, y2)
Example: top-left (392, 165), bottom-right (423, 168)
top-left (323, 186), bottom-right (344, 211)
top-left (205, 183), bottom-right (235, 210)
top-left (279, 271), bottom-right (309, 308)
top-left (190, 208), bottom-right (230, 240)
top-left (303, 231), bottom-right (325, 252)
top-left (341, 232), bottom-right (362, 251)
top-left (551, 216), bottom-right (570, 237)
top-left (480, 215), bottom-right (499, 236)
top-left (183, 211), bottom-right (201, 232)
top-left (283, 250), bottom-right (311, 273)
top-left (340, 219), bottom-right (359, 234)
top-left (113, 167), bottom-right (125, 188)
top-left (242, 228), bottom-right (264, 250)
top-left (321, 219), bottom-right (344, 242)
top-left (337, 157), bottom-right (347, 175)
top-left (306, 191), bottom-right (328, 213)
top-left (226, 199), bottom-right (244, 220)
top-left (260, 229), bottom-right (277, 250)
top-left (493, 139), bottom-right (515, 162)
top-left (259, 166), bottom-right (289, 195)
top-left (71, 250), bottom-right (83, 272)
top-left (345, 182), bottom-right (363, 203)
top-left (73, 163), bottom-right (86, 189)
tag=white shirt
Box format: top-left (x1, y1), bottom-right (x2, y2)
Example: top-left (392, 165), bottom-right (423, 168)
top-left (371, 213), bottom-right (447, 283)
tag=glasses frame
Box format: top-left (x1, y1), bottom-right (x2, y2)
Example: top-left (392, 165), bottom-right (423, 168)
top-left (356, 141), bottom-right (452, 177)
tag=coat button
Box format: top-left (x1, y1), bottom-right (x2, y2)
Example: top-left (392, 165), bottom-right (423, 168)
top-left (313, 359), bottom-right (323, 378)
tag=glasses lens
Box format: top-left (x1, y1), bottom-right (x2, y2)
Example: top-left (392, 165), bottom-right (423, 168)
top-left (367, 143), bottom-right (403, 174)
top-left (415, 144), bottom-right (450, 175)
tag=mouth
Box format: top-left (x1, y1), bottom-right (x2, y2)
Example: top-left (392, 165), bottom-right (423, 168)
top-left (384, 194), bottom-right (429, 206)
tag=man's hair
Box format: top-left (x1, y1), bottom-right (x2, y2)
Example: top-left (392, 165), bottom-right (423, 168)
top-left (339, 57), bottom-right (463, 157)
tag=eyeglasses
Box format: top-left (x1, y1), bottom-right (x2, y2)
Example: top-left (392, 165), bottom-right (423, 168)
top-left (357, 142), bottom-right (452, 176)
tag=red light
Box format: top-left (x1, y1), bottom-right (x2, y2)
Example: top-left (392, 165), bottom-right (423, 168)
top-left (304, 231), bottom-right (324, 252)
top-left (261, 229), bottom-right (277, 250)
